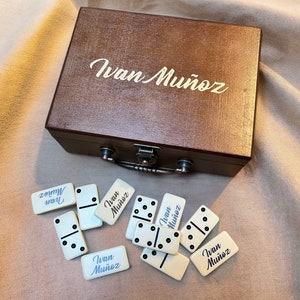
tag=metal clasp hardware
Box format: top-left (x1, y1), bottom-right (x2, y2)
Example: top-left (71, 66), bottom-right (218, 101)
top-left (134, 144), bottom-right (159, 166)
top-left (176, 159), bottom-right (193, 173)
top-left (100, 146), bottom-right (192, 174)
top-left (100, 147), bottom-right (115, 162)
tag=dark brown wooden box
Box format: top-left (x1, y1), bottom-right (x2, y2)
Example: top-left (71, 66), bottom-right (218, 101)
top-left (46, 7), bottom-right (261, 176)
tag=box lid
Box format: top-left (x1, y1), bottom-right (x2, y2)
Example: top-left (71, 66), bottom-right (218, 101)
top-left (46, 8), bottom-right (261, 159)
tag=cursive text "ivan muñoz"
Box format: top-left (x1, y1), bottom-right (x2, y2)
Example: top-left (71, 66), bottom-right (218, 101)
top-left (90, 254), bottom-right (120, 276)
top-left (202, 243), bottom-right (231, 271)
top-left (39, 186), bottom-right (66, 206)
top-left (158, 204), bottom-right (182, 229)
top-left (104, 190), bottom-right (130, 219)
top-left (90, 58), bottom-right (228, 94)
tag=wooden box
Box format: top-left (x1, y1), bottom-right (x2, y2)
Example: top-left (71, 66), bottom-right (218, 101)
top-left (46, 7), bottom-right (261, 175)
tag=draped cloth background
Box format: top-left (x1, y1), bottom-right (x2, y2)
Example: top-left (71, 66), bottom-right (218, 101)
top-left (1, 1), bottom-right (299, 299)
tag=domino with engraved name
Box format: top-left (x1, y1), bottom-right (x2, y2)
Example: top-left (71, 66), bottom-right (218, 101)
top-left (75, 184), bottom-right (102, 230)
top-left (31, 183), bottom-right (76, 214)
top-left (125, 195), bottom-right (158, 240)
top-left (155, 193), bottom-right (186, 230)
top-left (180, 205), bottom-right (219, 253)
top-left (94, 178), bottom-right (135, 225)
top-left (133, 221), bottom-right (180, 254)
top-left (81, 245), bottom-right (130, 280)
top-left (53, 211), bottom-right (88, 260)
top-left (190, 231), bottom-right (239, 276)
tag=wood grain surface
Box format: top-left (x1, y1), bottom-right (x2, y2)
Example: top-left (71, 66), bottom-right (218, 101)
top-left (46, 7), bottom-right (261, 174)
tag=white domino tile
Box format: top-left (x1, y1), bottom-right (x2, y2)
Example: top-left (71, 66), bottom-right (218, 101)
top-left (140, 193), bottom-right (187, 279)
top-left (155, 193), bottom-right (186, 229)
top-left (81, 246), bottom-right (130, 280)
top-left (75, 184), bottom-right (102, 230)
top-left (190, 231), bottom-right (239, 276)
top-left (125, 195), bottom-right (158, 240)
top-left (32, 178), bottom-right (240, 280)
top-left (31, 183), bottom-right (76, 214)
top-left (133, 221), bottom-right (180, 254)
top-left (53, 211), bottom-right (88, 260)
top-left (95, 179), bottom-right (135, 225)
top-left (180, 205), bottom-right (219, 253)
top-left (141, 248), bottom-right (189, 281)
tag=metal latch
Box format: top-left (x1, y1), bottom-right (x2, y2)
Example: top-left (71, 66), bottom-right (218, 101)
top-left (100, 145), bottom-right (192, 174)
top-left (135, 144), bottom-right (159, 166)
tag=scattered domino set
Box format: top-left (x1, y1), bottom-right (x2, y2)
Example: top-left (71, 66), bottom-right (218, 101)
top-left (31, 178), bottom-right (239, 281)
